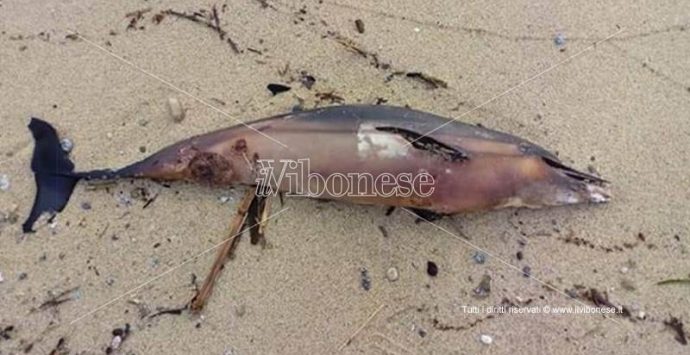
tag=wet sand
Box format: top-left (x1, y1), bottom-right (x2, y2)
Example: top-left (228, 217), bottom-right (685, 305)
top-left (1, 0), bottom-right (689, 354)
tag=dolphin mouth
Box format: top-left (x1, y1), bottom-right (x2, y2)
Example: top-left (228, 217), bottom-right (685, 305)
top-left (585, 183), bottom-right (611, 204)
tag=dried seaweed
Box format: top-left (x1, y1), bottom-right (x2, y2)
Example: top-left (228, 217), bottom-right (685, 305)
top-left (161, 7), bottom-right (240, 53)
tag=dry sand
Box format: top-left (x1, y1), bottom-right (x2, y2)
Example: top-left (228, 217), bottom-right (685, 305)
top-left (1, 0), bottom-right (689, 354)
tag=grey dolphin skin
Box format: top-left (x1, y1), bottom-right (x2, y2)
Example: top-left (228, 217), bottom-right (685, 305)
top-left (23, 105), bottom-right (609, 232)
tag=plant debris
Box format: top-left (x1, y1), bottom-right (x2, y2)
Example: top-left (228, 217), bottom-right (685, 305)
top-left (48, 337), bottom-right (68, 355)
top-left (330, 33), bottom-right (388, 69)
top-left (190, 190), bottom-right (256, 312)
top-left (657, 277), bottom-right (690, 286)
top-left (385, 71), bottom-right (448, 89)
top-left (160, 7), bottom-right (240, 53)
top-left (575, 287), bottom-right (631, 318)
top-left (0, 325), bottom-right (14, 340)
top-left (360, 268), bottom-right (371, 290)
top-left (377, 225), bottom-right (388, 238)
top-left (148, 305), bottom-right (188, 318)
top-left (36, 287), bottom-right (80, 311)
top-left (354, 19), bottom-right (365, 34)
top-left (315, 91), bottom-right (344, 103)
top-left (267, 83), bottom-right (291, 95)
top-left (664, 316), bottom-right (688, 345)
top-left (125, 8), bottom-right (151, 30)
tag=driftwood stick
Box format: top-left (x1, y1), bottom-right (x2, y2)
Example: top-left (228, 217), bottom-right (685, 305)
top-left (189, 189), bottom-right (256, 312)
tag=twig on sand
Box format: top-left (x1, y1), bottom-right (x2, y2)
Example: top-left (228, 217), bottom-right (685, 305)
top-left (189, 189), bottom-right (256, 312)
top-left (35, 287), bottom-right (80, 312)
top-left (161, 7), bottom-right (240, 53)
top-left (338, 304), bottom-right (386, 351)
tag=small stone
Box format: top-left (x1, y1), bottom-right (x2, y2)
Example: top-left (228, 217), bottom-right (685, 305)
top-left (360, 268), bottom-right (371, 290)
top-left (413, 27), bottom-right (421, 33)
top-left (522, 266), bottom-right (531, 278)
top-left (0, 271), bottom-right (4, 283)
top-left (426, 261), bottom-right (438, 277)
top-left (0, 174), bottom-right (9, 191)
top-left (620, 266), bottom-right (629, 274)
top-left (219, 196), bottom-right (231, 203)
top-left (110, 335), bottom-right (122, 350)
top-left (167, 97), bottom-right (185, 122)
top-left (80, 201), bottom-right (92, 210)
top-left (473, 252), bottom-right (487, 264)
top-left (473, 274), bottom-right (491, 298)
top-left (60, 138), bottom-right (73, 153)
top-left (480, 334), bottom-right (493, 345)
top-left (386, 267), bottom-right (399, 281)
top-left (554, 33), bottom-right (566, 46)
top-left (637, 311), bottom-right (646, 320)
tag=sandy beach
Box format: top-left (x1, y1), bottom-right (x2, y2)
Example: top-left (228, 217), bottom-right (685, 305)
top-left (1, 0), bottom-right (689, 354)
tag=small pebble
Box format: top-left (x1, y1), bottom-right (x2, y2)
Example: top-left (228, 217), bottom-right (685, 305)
top-left (219, 196), bottom-right (231, 203)
top-left (110, 335), bottom-right (122, 350)
top-left (0, 271), bottom-right (4, 283)
top-left (554, 33), bottom-right (566, 47)
top-left (522, 266), bottom-right (531, 278)
top-left (426, 261), bottom-right (438, 277)
top-left (80, 201), bottom-right (92, 210)
top-left (473, 275), bottom-right (491, 298)
top-left (413, 27), bottom-right (421, 33)
top-left (60, 138), bottom-right (73, 153)
top-left (620, 266), bottom-right (629, 274)
top-left (235, 304), bottom-right (246, 317)
top-left (167, 97), bottom-right (185, 122)
top-left (386, 267), bottom-right (399, 281)
top-left (0, 174), bottom-right (9, 191)
top-left (472, 251), bottom-right (487, 264)
top-left (637, 311), bottom-right (646, 320)
top-left (480, 334), bottom-right (493, 345)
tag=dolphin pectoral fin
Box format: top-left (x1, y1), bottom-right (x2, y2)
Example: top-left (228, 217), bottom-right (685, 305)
top-left (374, 126), bottom-right (469, 162)
top-left (406, 208), bottom-right (446, 223)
